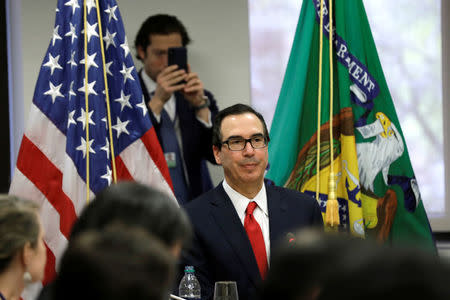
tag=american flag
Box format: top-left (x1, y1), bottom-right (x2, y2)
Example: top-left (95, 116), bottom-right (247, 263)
top-left (9, 0), bottom-right (175, 296)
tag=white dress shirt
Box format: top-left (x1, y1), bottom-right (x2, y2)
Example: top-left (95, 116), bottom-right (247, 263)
top-left (222, 179), bottom-right (271, 263)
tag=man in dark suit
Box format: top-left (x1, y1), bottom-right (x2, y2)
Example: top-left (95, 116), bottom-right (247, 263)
top-left (179, 104), bottom-right (323, 300)
top-left (134, 14), bottom-right (219, 204)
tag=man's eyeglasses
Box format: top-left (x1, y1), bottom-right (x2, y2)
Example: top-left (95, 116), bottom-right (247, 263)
top-left (221, 135), bottom-right (269, 151)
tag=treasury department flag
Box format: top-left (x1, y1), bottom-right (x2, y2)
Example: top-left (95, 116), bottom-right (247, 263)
top-left (9, 0), bottom-right (176, 296)
top-left (267, 0), bottom-right (435, 251)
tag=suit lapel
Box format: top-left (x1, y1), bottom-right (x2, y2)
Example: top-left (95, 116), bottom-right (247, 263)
top-left (209, 184), bottom-right (262, 285)
top-left (267, 184), bottom-right (287, 258)
top-left (138, 70), bottom-right (150, 103)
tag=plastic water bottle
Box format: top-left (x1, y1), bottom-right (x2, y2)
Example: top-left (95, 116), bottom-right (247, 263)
top-left (179, 265), bottom-right (201, 300)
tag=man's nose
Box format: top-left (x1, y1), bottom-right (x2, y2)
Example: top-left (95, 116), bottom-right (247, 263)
top-left (242, 140), bottom-right (255, 155)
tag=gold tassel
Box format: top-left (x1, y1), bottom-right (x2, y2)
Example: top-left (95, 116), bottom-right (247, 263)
top-left (325, 173), bottom-right (340, 226)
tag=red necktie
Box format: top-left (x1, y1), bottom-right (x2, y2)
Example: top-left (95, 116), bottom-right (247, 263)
top-left (244, 201), bottom-right (268, 279)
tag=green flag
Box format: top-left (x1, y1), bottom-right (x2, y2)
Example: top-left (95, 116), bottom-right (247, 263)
top-left (267, 0), bottom-right (435, 251)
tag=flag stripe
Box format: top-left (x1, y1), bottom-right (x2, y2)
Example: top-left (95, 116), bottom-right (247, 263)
top-left (61, 155), bottom-right (95, 216)
top-left (9, 168), bottom-right (65, 287)
top-left (25, 103), bottom-right (66, 172)
top-left (115, 156), bottom-right (134, 180)
top-left (26, 104), bottom-right (94, 215)
top-left (16, 135), bottom-right (76, 238)
top-left (21, 281), bottom-right (43, 300)
top-left (9, 169), bottom-right (69, 264)
top-left (119, 133), bottom-right (177, 203)
top-left (43, 244), bottom-right (57, 284)
top-left (140, 127), bottom-right (174, 189)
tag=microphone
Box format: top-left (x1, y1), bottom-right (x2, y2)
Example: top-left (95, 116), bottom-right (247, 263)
top-left (286, 232), bottom-right (296, 244)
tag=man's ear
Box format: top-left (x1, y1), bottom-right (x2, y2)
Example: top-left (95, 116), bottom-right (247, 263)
top-left (137, 45), bottom-right (146, 61)
top-left (213, 145), bottom-right (222, 165)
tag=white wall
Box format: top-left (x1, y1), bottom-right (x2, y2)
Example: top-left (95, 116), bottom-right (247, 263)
top-left (6, 0), bottom-right (24, 176)
top-left (14, 0), bottom-right (251, 185)
top-left (440, 0), bottom-right (450, 232)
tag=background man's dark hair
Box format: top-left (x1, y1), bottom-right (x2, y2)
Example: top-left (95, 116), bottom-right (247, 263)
top-left (134, 14), bottom-right (191, 61)
top-left (70, 181), bottom-right (192, 248)
top-left (55, 227), bottom-right (174, 300)
top-left (212, 103), bottom-right (270, 147)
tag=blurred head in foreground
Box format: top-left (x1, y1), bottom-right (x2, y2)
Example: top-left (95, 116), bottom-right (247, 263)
top-left (259, 229), bottom-right (450, 300)
top-left (71, 181), bottom-right (192, 256)
top-left (55, 226), bottom-right (174, 300)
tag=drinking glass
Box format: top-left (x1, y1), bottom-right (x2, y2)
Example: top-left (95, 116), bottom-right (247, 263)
top-left (213, 281), bottom-right (239, 300)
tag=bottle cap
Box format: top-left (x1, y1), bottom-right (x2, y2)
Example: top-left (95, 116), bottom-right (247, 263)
top-left (184, 265), bottom-right (195, 273)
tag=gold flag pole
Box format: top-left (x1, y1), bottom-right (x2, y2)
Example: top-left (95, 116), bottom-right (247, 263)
top-left (325, 0), bottom-right (340, 226)
top-left (315, 0), bottom-right (324, 206)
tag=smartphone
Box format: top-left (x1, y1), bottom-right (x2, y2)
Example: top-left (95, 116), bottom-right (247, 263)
top-left (168, 47), bottom-right (188, 73)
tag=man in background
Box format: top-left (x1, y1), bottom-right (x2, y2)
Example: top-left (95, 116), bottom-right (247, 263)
top-left (135, 14), bottom-right (219, 204)
top-left (179, 104), bottom-right (323, 300)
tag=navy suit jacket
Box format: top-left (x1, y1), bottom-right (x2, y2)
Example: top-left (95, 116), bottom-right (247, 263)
top-left (179, 182), bottom-right (323, 300)
top-left (138, 71), bottom-right (219, 200)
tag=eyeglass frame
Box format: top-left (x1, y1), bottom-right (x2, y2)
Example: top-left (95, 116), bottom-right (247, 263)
top-left (220, 134), bottom-right (270, 151)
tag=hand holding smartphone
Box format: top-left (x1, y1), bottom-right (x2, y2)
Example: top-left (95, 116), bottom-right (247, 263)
top-left (168, 47), bottom-right (188, 73)
top-left (167, 47), bottom-right (206, 110)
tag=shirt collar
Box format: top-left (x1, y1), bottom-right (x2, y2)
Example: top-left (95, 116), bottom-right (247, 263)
top-left (222, 179), bottom-right (268, 219)
top-left (140, 68), bottom-right (157, 94)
